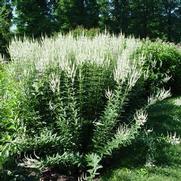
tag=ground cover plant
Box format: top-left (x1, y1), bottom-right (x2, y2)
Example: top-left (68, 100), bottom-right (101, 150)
top-left (0, 33), bottom-right (180, 180)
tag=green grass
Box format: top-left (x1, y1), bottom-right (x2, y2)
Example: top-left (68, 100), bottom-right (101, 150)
top-left (101, 96), bottom-right (181, 181)
top-left (101, 166), bottom-right (181, 181)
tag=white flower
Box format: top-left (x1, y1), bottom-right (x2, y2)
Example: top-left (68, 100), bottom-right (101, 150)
top-left (167, 132), bottom-right (181, 145)
top-left (147, 129), bottom-right (153, 133)
top-left (135, 109), bottom-right (148, 126)
top-left (174, 98), bottom-right (181, 106)
top-left (105, 88), bottom-right (113, 99)
top-left (148, 89), bottom-right (171, 106)
top-left (49, 73), bottom-right (60, 93)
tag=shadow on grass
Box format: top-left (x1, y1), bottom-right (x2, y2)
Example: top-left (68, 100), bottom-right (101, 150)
top-left (147, 97), bottom-right (181, 135)
top-left (101, 97), bottom-right (181, 180)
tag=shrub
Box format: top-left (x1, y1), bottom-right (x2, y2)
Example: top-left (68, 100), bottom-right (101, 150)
top-left (0, 63), bottom-right (22, 168)
top-left (135, 40), bottom-right (181, 94)
top-left (69, 26), bottom-right (101, 38)
top-left (0, 34), bottom-right (170, 180)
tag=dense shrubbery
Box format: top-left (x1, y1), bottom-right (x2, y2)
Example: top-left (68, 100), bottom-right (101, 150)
top-left (70, 26), bottom-right (101, 38)
top-left (135, 40), bottom-right (181, 94)
top-left (0, 34), bottom-right (179, 180)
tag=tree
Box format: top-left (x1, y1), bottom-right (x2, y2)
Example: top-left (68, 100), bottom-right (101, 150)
top-left (110, 0), bottom-right (130, 34)
top-left (0, 0), bottom-right (12, 60)
top-left (1, 0), bottom-right (180, 43)
top-left (97, 0), bottom-right (111, 31)
top-left (56, 0), bottom-right (100, 31)
top-left (15, 0), bottom-right (57, 37)
top-left (128, 0), bottom-right (166, 39)
top-left (84, 0), bottom-right (99, 28)
top-left (161, 0), bottom-right (181, 42)
top-left (56, 0), bottom-right (86, 31)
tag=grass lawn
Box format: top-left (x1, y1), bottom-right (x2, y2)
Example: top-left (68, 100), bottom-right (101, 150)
top-left (101, 96), bottom-right (181, 181)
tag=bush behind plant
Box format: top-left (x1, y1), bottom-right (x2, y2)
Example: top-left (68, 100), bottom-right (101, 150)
top-left (135, 40), bottom-right (181, 94)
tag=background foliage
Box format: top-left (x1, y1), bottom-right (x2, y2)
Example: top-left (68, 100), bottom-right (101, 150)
top-left (0, 0), bottom-right (181, 59)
